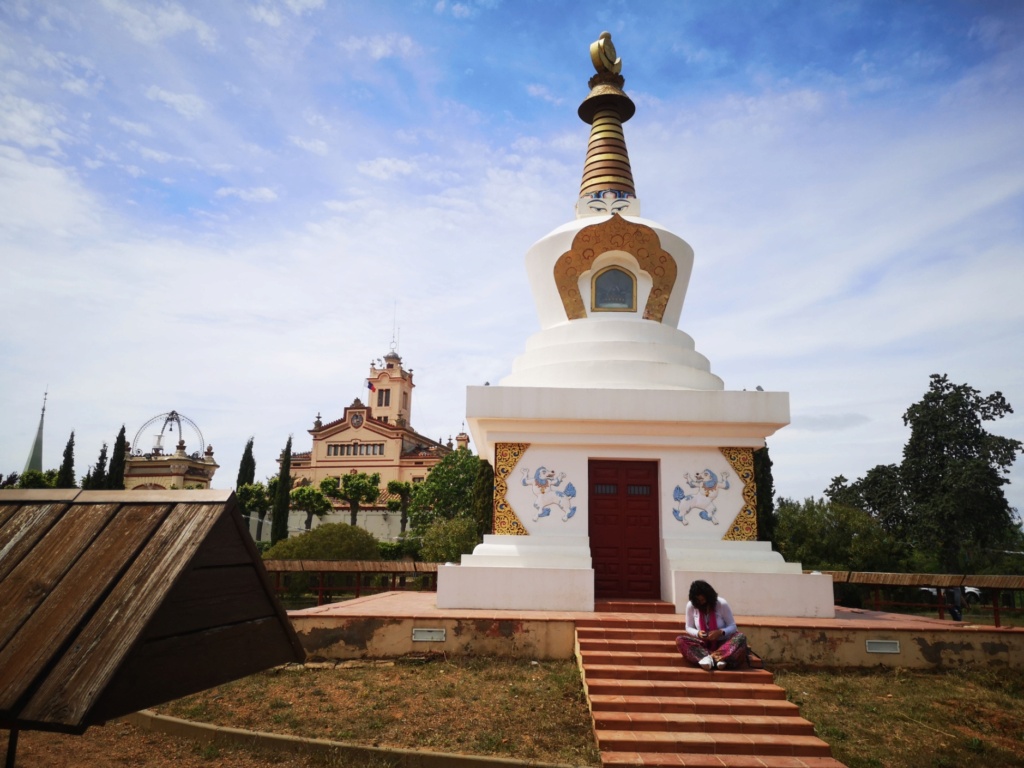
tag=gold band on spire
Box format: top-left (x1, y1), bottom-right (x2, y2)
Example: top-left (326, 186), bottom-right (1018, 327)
top-left (578, 33), bottom-right (636, 199)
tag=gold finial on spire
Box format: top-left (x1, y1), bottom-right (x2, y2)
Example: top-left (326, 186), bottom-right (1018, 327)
top-left (577, 32), bottom-right (638, 213)
top-left (589, 31), bottom-right (621, 75)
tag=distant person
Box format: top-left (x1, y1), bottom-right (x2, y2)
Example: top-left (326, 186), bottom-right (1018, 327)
top-left (946, 587), bottom-right (963, 621)
top-left (675, 579), bottom-right (749, 670)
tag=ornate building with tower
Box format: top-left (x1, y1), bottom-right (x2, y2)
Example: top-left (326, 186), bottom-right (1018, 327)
top-left (283, 350), bottom-right (467, 540)
top-left (438, 33), bottom-right (833, 617)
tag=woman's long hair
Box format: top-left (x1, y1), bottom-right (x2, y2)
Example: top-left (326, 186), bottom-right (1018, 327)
top-left (688, 579), bottom-right (718, 609)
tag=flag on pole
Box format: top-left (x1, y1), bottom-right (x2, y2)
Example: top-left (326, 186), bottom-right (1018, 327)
top-left (367, 380), bottom-right (376, 393)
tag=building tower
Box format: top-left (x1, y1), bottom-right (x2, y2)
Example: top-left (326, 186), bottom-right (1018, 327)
top-left (23, 391), bottom-right (46, 474)
top-left (438, 33), bottom-right (833, 618)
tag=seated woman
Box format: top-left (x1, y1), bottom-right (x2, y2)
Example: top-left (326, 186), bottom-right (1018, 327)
top-left (675, 579), bottom-right (749, 670)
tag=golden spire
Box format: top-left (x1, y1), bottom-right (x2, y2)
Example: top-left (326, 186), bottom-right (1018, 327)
top-left (578, 32), bottom-right (636, 199)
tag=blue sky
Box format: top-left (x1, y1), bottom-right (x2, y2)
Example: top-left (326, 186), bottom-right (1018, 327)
top-left (2, 1), bottom-right (1023, 518)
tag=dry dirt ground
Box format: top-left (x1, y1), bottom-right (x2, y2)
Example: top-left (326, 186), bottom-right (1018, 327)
top-left (1, 721), bottom-right (329, 768)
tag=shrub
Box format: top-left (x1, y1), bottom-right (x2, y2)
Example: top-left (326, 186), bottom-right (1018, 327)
top-left (420, 517), bottom-right (479, 563)
top-left (262, 522), bottom-right (380, 561)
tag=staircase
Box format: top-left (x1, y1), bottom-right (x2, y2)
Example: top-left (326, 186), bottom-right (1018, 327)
top-left (577, 609), bottom-right (847, 768)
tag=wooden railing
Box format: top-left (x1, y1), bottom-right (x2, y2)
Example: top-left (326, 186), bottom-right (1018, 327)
top-left (815, 571), bottom-right (1024, 627)
top-left (262, 560), bottom-right (439, 606)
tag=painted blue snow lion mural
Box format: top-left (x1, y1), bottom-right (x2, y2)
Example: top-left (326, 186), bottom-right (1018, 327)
top-left (520, 466), bottom-right (577, 522)
top-left (672, 469), bottom-right (731, 526)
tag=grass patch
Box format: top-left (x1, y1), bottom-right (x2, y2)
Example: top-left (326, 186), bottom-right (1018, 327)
top-left (774, 665), bottom-right (1024, 768)
top-left (159, 657), bottom-right (601, 766)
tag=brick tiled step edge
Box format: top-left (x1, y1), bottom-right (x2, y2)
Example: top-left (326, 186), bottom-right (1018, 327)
top-left (595, 600), bottom-right (677, 614)
top-left (595, 730), bottom-right (832, 757)
top-left (585, 679), bottom-right (786, 700)
top-left (593, 712), bottom-right (816, 736)
top-left (601, 753), bottom-right (847, 767)
top-left (584, 665), bottom-right (776, 682)
top-left (588, 695), bottom-right (800, 717)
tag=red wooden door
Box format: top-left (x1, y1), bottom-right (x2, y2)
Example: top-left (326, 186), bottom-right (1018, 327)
top-left (589, 460), bottom-right (660, 599)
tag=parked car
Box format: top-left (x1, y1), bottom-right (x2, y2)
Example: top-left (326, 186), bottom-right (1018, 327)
top-left (919, 586), bottom-right (982, 605)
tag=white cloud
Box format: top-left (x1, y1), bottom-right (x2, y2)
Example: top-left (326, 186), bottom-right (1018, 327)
top-left (356, 157), bottom-right (416, 180)
top-left (288, 135), bottom-right (328, 155)
top-left (145, 86), bottom-right (206, 120)
top-left (340, 34), bottom-right (419, 61)
top-left (526, 84), bottom-right (564, 106)
top-left (0, 94), bottom-right (68, 153)
top-left (283, 0), bottom-right (325, 13)
top-left (215, 186), bottom-right (279, 202)
top-left (249, 5), bottom-right (283, 27)
top-left (109, 116), bottom-right (153, 136)
top-left (100, 0), bottom-right (216, 48)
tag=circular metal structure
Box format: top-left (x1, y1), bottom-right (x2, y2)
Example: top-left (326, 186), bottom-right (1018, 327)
top-left (131, 410), bottom-right (206, 459)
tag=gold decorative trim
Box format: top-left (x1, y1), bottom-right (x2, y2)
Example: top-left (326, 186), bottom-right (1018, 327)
top-left (553, 215), bottom-right (677, 322)
top-left (720, 447), bottom-right (757, 541)
top-left (493, 443), bottom-right (529, 536)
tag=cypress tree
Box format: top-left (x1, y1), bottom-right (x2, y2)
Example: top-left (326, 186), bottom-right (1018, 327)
top-left (270, 437), bottom-right (292, 544)
top-left (237, 437), bottom-right (256, 488)
top-left (106, 426), bottom-right (127, 490)
top-left (753, 443), bottom-right (776, 544)
top-left (85, 443), bottom-right (108, 490)
top-left (56, 431), bottom-right (76, 488)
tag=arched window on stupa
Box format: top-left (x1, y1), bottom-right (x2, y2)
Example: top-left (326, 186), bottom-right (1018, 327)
top-left (592, 266), bottom-right (636, 312)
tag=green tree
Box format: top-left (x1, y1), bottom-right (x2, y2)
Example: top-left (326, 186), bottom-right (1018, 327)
top-left (0, 472), bottom-right (19, 489)
top-left (386, 480), bottom-right (414, 534)
top-left (106, 426), bottom-right (127, 490)
top-left (262, 522), bottom-right (380, 561)
top-left (900, 374), bottom-right (1022, 572)
top-left (237, 482), bottom-right (271, 540)
top-left (292, 485), bottom-right (332, 531)
top-left (471, 459), bottom-right (495, 538)
top-left (270, 437), bottom-right (292, 544)
top-left (83, 443), bottom-right (108, 490)
top-left (56, 431), bottom-right (76, 489)
top-left (420, 516), bottom-right (480, 563)
top-left (753, 443), bottom-right (775, 544)
top-left (17, 469), bottom-right (57, 489)
top-left (408, 447), bottom-right (481, 534)
top-left (237, 437), bottom-right (256, 488)
top-left (326, 472), bottom-right (381, 527)
top-left (775, 497), bottom-right (899, 573)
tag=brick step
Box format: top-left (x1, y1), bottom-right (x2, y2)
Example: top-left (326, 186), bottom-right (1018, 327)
top-left (577, 625), bottom-right (685, 639)
top-left (593, 710), bottom-right (816, 736)
top-left (579, 639), bottom-right (681, 654)
top-left (579, 649), bottom-right (689, 666)
top-left (601, 752), bottom-right (847, 767)
top-left (588, 694), bottom-right (800, 717)
top-left (594, 600), bottom-right (677, 614)
top-left (581, 622), bottom-right (684, 634)
top-left (595, 729), bottom-right (834, 757)
top-left (580, 650), bottom-right (773, 676)
top-left (585, 678), bottom-right (787, 700)
top-left (583, 663), bottom-right (775, 683)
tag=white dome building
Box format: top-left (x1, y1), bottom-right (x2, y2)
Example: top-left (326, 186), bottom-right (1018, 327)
top-left (438, 33), bottom-right (833, 618)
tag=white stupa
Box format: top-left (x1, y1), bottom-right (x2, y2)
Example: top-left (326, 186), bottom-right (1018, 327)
top-left (437, 33), bottom-right (834, 618)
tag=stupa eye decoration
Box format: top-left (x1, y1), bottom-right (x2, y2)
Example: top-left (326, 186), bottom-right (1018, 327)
top-left (592, 266), bottom-right (636, 312)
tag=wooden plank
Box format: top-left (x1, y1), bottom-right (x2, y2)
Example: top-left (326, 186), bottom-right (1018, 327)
top-left (75, 490), bottom-right (232, 504)
top-left (0, 490), bottom-right (80, 502)
top-left (186, 510), bottom-right (253, 568)
top-left (0, 503), bottom-right (70, 581)
top-left (20, 503), bottom-right (224, 727)
top-left (0, 504), bottom-right (172, 715)
top-left (143, 565), bottom-right (276, 639)
top-left (0, 503), bottom-right (21, 531)
top-left (220, 497), bottom-right (306, 661)
top-left (90, 617), bottom-right (302, 723)
top-left (0, 504), bottom-right (119, 653)
top-left (964, 575), bottom-right (1024, 589)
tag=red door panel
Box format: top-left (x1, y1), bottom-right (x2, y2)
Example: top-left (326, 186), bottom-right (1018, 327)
top-left (589, 460), bottom-right (660, 599)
